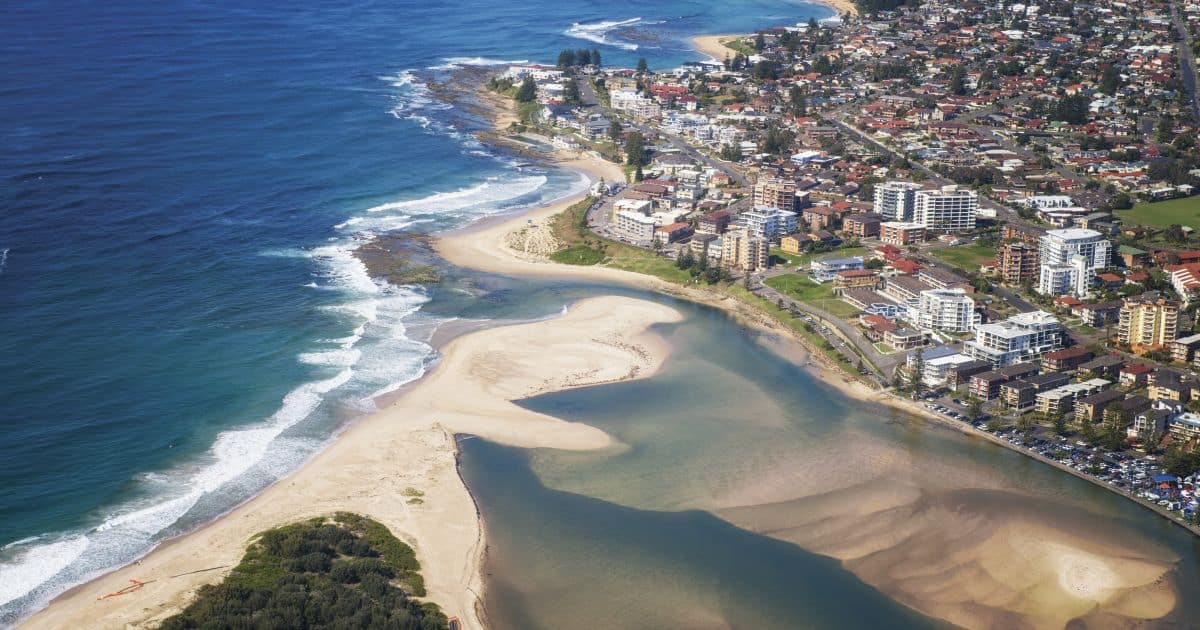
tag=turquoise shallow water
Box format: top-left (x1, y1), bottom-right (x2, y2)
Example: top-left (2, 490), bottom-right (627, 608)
top-left (455, 286), bottom-right (1200, 629)
top-left (0, 0), bottom-right (833, 623)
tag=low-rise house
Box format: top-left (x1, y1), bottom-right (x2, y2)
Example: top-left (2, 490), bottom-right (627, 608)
top-left (1119, 363), bottom-right (1155, 387)
top-left (843, 213), bottom-right (883, 238)
top-left (1002, 372), bottom-right (1070, 411)
top-left (1035, 379), bottom-right (1112, 417)
top-left (1148, 370), bottom-right (1194, 403)
top-left (881, 221), bottom-right (926, 246)
top-left (968, 362), bottom-right (1039, 400)
top-left (884, 327), bottom-right (925, 351)
top-left (1041, 347), bottom-right (1094, 373)
top-left (946, 360), bottom-right (993, 389)
top-left (697, 210), bottom-right (731, 235)
top-left (1168, 412), bottom-right (1200, 441)
top-left (1169, 333), bottom-right (1200, 364)
top-left (833, 269), bottom-right (880, 292)
top-left (1078, 354), bottom-right (1124, 379)
top-left (811, 256), bottom-right (865, 283)
top-left (1072, 301), bottom-right (1122, 327)
top-left (1075, 389), bottom-right (1127, 424)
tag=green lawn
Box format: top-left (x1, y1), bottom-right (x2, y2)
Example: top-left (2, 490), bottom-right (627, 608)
top-left (770, 246), bottom-right (868, 268)
top-left (1120, 197), bottom-right (1200, 228)
top-left (926, 242), bottom-right (996, 271)
top-left (764, 273), bottom-right (861, 318)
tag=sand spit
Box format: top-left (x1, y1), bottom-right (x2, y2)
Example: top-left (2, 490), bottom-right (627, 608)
top-left (23, 296), bottom-right (681, 630)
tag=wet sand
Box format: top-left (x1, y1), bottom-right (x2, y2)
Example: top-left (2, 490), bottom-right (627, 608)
top-left (21, 296), bottom-right (681, 629)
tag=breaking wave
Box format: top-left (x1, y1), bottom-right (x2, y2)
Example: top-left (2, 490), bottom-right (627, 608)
top-left (565, 17), bottom-right (642, 51)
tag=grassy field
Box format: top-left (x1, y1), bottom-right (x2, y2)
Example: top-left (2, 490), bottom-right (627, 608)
top-left (770, 246), bottom-right (868, 268)
top-left (547, 196), bottom-right (693, 284)
top-left (1120, 197), bottom-right (1200, 227)
top-left (764, 273), bottom-right (862, 318)
top-left (926, 242), bottom-right (995, 271)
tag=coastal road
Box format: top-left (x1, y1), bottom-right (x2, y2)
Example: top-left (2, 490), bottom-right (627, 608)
top-left (749, 276), bottom-right (896, 384)
top-left (1170, 0), bottom-right (1200, 122)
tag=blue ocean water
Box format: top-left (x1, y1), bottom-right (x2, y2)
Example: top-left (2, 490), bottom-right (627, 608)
top-left (0, 0), bottom-right (832, 623)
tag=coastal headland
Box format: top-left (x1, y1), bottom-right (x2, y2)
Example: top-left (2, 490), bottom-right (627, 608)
top-left (22, 296), bottom-right (682, 629)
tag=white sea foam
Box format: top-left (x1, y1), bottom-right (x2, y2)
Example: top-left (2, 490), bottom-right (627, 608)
top-left (0, 537), bottom-right (88, 608)
top-left (565, 17), bottom-right (641, 50)
top-left (0, 248), bottom-right (8, 274)
top-left (427, 57), bottom-right (530, 71)
top-left (0, 58), bottom-right (576, 626)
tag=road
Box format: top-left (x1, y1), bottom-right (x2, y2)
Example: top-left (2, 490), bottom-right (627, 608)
top-left (1170, 0), bottom-right (1200, 122)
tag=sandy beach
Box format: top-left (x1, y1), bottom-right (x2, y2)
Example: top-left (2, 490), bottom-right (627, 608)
top-left (691, 34), bottom-right (749, 62)
top-left (22, 296), bottom-right (682, 630)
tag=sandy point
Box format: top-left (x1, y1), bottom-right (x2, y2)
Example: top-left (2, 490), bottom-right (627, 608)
top-left (21, 295), bottom-right (681, 630)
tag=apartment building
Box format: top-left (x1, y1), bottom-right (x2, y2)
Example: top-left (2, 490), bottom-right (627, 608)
top-left (1117, 292), bottom-right (1179, 354)
top-left (913, 185), bottom-right (978, 233)
top-left (843, 213), bottom-right (883, 238)
top-left (1035, 379), bottom-right (1112, 417)
top-left (753, 178), bottom-right (799, 212)
top-left (880, 221), bottom-right (926, 246)
top-left (741, 206), bottom-right (798, 240)
top-left (720, 229), bottom-right (769, 272)
top-left (913, 288), bottom-right (979, 333)
top-left (998, 242), bottom-right (1039, 285)
top-left (964, 311), bottom-right (1065, 367)
top-left (1170, 333), bottom-right (1200, 364)
top-left (874, 181), bottom-right (923, 221)
top-left (1036, 228), bottom-right (1111, 298)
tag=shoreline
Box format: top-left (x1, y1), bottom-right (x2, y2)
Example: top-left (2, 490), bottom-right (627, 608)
top-left (437, 83), bottom-right (1200, 543)
top-left (690, 0), bottom-right (859, 60)
top-left (22, 296), bottom-right (682, 629)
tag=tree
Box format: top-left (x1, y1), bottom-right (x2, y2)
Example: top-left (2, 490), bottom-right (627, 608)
top-left (624, 131), bottom-right (645, 166)
top-left (719, 143), bottom-right (743, 161)
top-left (743, 272), bottom-right (753, 289)
top-left (637, 57), bottom-right (649, 74)
top-left (576, 49), bottom-right (591, 66)
top-left (557, 49), bottom-right (576, 69)
top-left (1100, 407), bottom-right (1127, 451)
top-left (1051, 409), bottom-right (1068, 436)
top-left (754, 32), bottom-right (766, 52)
top-left (1100, 66), bottom-right (1121, 95)
top-left (908, 351), bottom-right (925, 398)
top-left (949, 65), bottom-right (967, 96)
top-left (1017, 414), bottom-right (1034, 436)
top-left (1078, 417), bottom-right (1097, 444)
top-left (808, 16), bottom-right (819, 30)
top-left (676, 248), bottom-right (695, 270)
top-left (966, 395), bottom-right (983, 420)
top-left (591, 48), bottom-right (601, 68)
top-left (789, 85), bottom-right (807, 116)
top-left (563, 79), bottom-right (582, 106)
top-left (515, 76), bottom-right (536, 103)
top-left (634, 164), bottom-right (644, 182)
top-left (608, 120), bottom-right (622, 142)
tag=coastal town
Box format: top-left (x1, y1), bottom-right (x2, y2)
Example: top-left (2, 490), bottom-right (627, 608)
top-left (484, 0), bottom-right (1200, 530)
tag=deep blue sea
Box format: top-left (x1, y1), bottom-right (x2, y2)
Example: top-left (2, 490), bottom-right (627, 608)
top-left (0, 0), bottom-right (833, 623)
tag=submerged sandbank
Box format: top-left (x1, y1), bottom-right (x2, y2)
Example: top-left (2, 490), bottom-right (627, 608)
top-left (22, 296), bottom-right (681, 629)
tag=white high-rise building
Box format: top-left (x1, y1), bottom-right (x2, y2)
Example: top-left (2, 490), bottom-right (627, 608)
top-left (873, 181), bottom-right (923, 221)
top-left (912, 288), bottom-right (980, 333)
top-left (741, 206), bottom-right (798, 240)
top-left (1036, 228), bottom-right (1111, 297)
top-left (913, 185), bottom-right (978, 232)
top-left (964, 311), bottom-right (1066, 367)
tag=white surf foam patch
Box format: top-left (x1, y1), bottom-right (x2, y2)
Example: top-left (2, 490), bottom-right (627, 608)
top-left (565, 17), bottom-right (641, 50)
top-left (0, 537), bottom-right (87, 608)
top-left (0, 248), bottom-right (8, 274)
top-left (427, 57), bottom-right (530, 71)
